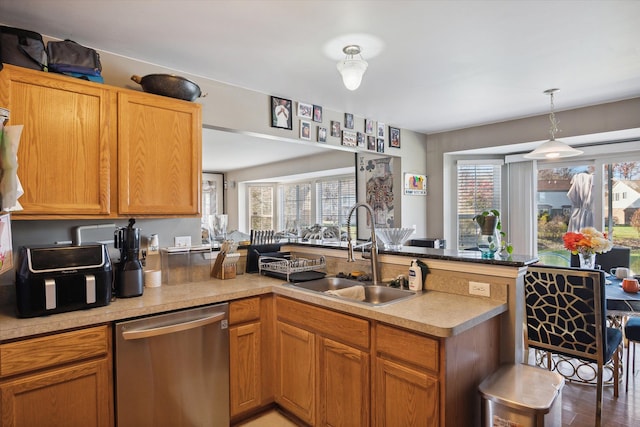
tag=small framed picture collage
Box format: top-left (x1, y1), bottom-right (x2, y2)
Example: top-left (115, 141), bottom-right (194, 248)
top-left (270, 95), bottom-right (400, 151)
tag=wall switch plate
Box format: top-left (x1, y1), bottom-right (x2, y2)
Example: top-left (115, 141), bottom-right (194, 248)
top-left (174, 236), bottom-right (191, 248)
top-left (469, 281), bottom-right (491, 297)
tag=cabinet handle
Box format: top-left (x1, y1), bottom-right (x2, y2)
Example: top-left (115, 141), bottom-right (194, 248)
top-left (121, 312), bottom-right (226, 340)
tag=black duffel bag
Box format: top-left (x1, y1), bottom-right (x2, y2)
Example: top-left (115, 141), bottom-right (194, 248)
top-left (47, 39), bottom-right (102, 76)
top-left (0, 26), bottom-right (47, 71)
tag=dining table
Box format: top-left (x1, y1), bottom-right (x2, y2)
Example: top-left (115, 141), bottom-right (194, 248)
top-left (606, 275), bottom-right (640, 315)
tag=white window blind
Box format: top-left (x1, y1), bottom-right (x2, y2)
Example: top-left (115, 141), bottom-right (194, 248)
top-left (316, 177), bottom-right (356, 228)
top-left (248, 185), bottom-right (274, 230)
top-left (457, 160), bottom-right (502, 249)
top-left (280, 183), bottom-right (312, 230)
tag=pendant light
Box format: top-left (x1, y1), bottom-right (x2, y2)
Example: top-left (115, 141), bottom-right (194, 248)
top-left (336, 45), bottom-right (368, 91)
top-left (524, 89), bottom-right (583, 159)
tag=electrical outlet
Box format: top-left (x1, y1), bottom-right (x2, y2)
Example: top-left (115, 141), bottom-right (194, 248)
top-left (469, 281), bottom-right (491, 297)
top-left (174, 236), bottom-right (191, 248)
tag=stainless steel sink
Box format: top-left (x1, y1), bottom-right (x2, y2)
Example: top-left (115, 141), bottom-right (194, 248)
top-left (286, 277), bottom-right (418, 306)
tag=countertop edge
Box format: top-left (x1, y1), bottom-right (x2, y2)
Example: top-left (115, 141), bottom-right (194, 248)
top-left (1, 275), bottom-right (507, 342)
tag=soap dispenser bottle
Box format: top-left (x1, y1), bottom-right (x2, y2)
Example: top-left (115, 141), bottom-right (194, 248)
top-left (408, 259), bottom-right (423, 291)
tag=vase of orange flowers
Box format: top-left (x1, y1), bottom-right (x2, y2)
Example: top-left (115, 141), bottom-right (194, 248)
top-left (562, 227), bottom-right (613, 269)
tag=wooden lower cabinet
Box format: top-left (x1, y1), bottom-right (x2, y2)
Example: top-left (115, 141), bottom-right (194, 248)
top-left (275, 297), bottom-right (370, 427)
top-left (0, 325), bottom-right (113, 427)
top-left (319, 337), bottom-right (370, 427)
top-left (374, 323), bottom-right (440, 427)
top-left (229, 296), bottom-right (275, 421)
top-left (274, 297), bottom-right (500, 427)
top-left (276, 322), bottom-right (316, 425)
top-left (374, 357), bottom-right (439, 427)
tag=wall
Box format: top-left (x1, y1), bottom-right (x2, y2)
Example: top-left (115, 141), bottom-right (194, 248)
top-left (426, 97), bottom-right (640, 240)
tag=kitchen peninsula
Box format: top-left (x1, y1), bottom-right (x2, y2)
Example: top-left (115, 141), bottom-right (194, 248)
top-left (0, 245), bottom-right (537, 427)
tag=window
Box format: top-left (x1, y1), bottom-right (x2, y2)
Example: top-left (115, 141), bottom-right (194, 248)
top-left (201, 173), bottom-right (224, 244)
top-left (456, 160), bottom-right (502, 249)
top-left (316, 177), bottom-right (356, 229)
top-left (248, 185), bottom-right (274, 230)
top-left (535, 157), bottom-right (640, 273)
top-left (246, 175), bottom-right (356, 236)
top-left (280, 183), bottom-right (312, 230)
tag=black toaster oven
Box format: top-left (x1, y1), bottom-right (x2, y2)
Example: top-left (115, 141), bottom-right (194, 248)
top-left (15, 243), bottom-right (113, 318)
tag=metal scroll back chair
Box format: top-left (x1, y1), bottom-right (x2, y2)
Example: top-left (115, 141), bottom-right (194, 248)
top-left (524, 265), bottom-right (622, 427)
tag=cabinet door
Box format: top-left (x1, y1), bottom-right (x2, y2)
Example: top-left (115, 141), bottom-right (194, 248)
top-left (229, 322), bottom-right (262, 417)
top-left (276, 321), bottom-right (315, 425)
top-left (117, 91), bottom-right (201, 215)
top-left (0, 358), bottom-right (112, 427)
top-left (375, 357), bottom-right (439, 427)
top-left (319, 337), bottom-right (370, 427)
top-left (0, 65), bottom-right (112, 216)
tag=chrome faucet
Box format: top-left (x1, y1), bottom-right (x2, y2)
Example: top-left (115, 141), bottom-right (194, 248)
top-left (346, 203), bottom-right (381, 285)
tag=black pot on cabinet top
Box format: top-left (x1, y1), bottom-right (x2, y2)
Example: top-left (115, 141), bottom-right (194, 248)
top-left (131, 74), bottom-right (206, 101)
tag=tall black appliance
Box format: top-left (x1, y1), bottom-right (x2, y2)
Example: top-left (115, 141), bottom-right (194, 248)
top-left (114, 218), bottom-right (143, 297)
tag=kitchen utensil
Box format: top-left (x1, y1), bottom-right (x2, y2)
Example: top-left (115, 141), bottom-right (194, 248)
top-left (131, 74), bottom-right (207, 101)
top-left (114, 218), bottom-right (143, 297)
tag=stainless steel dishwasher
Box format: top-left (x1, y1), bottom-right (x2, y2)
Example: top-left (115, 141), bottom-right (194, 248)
top-left (115, 303), bottom-right (229, 427)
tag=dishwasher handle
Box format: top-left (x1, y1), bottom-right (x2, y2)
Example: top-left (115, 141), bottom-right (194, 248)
top-left (121, 312), bottom-right (226, 340)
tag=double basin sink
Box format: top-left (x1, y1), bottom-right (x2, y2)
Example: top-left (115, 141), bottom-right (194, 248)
top-left (286, 277), bottom-right (418, 306)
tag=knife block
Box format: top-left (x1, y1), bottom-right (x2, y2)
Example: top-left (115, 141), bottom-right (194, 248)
top-left (213, 263), bottom-right (236, 279)
top-left (212, 252), bottom-right (239, 280)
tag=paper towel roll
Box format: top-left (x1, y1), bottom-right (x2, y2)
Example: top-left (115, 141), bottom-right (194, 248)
top-left (144, 270), bottom-right (162, 288)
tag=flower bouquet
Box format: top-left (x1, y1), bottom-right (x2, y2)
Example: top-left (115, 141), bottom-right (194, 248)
top-left (562, 227), bottom-right (613, 269)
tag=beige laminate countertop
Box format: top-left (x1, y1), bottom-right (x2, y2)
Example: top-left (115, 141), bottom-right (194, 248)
top-left (0, 273), bottom-right (507, 343)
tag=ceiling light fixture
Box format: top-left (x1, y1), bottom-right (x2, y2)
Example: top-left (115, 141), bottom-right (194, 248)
top-left (336, 45), bottom-right (368, 91)
top-left (524, 88), bottom-right (583, 159)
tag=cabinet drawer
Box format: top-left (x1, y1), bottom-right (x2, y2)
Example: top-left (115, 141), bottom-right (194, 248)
top-left (0, 325), bottom-right (110, 378)
top-left (229, 297), bottom-right (261, 325)
top-left (276, 297), bottom-right (369, 350)
top-left (376, 323), bottom-right (439, 373)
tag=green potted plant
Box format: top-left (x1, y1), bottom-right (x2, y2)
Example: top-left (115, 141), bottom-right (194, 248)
top-left (473, 210), bottom-right (513, 257)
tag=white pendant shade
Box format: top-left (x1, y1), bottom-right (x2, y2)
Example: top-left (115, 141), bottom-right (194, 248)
top-left (337, 58), bottom-right (368, 90)
top-left (524, 138), bottom-right (584, 159)
top-left (336, 45), bottom-right (368, 91)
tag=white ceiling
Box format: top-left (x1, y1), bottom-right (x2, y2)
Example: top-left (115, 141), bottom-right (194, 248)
top-left (2, 0), bottom-right (640, 170)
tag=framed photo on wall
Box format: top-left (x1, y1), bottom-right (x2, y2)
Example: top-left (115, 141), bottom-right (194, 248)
top-left (271, 96), bottom-right (292, 130)
top-left (389, 126), bottom-right (401, 148)
top-left (313, 105), bottom-right (323, 122)
top-left (318, 127), bottom-right (327, 142)
top-left (297, 102), bottom-right (313, 119)
top-left (357, 132), bottom-right (365, 148)
top-left (331, 120), bottom-right (341, 137)
top-left (377, 122), bottom-right (385, 138)
top-left (404, 173), bottom-right (427, 195)
top-left (365, 118), bottom-right (374, 134)
top-left (367, 135), bottom-right (376, 150)
top-left (345, 112), bottom-right (354, 129)
top-left (376, 138), bottom-right (385, 153)
top-left (342, 130), bottom-right (357, 147)
top-left (300, 120), bottom-right (311, 140)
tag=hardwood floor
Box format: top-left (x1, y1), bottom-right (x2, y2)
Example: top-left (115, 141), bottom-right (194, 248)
top-left (562, 344), bottom-right (640, 426)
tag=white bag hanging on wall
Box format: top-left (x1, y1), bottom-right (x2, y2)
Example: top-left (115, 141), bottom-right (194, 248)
top-left (0, 124), bottom-right (24, 211)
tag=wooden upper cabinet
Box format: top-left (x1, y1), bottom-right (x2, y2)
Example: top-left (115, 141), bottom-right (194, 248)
top-left (0, 65), bottom-right (112, 217)
top-left (117, 91), bottom-right (202, 216)
top-left (0, 65), bottom-right (202, 218)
